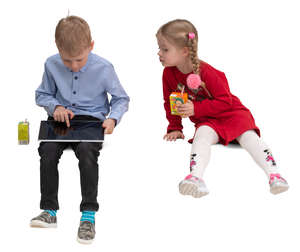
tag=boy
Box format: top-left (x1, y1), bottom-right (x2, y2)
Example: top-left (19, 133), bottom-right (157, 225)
top-left (30, 16), bottom-right (129, 244)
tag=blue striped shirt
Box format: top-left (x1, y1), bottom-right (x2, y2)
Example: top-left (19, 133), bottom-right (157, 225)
top-left (35, 53), bottom-right (129, 124)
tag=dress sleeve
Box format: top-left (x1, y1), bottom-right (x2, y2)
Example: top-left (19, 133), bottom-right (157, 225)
top-left (191, 65), bottom-right (233, 118)
top-left (162, 68), bottom-right (183, 133)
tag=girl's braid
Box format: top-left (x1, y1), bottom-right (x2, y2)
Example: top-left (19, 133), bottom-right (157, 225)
top-left (187, 35), bottom-right (199, 75)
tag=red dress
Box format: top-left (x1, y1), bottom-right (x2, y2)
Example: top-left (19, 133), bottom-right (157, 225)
top-left (162, 61), bottom-right (260, 145)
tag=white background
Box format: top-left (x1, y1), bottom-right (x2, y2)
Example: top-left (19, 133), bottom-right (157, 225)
top-left (1, 0), bottom-right (299, 250)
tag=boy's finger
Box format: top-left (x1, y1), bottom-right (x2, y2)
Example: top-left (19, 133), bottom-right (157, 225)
top-left (104, 127), bottom-right (111, 134)
top-left (103, 124), bottom-right (108, 132)
top-left (58, 114), bottom-right (63, 122)
top-left (68, 110), bottom-right (75, 119)
top-left (64, 113), bottom-right (70, 127)
top-left (55, 113), bottom-right (60, 122)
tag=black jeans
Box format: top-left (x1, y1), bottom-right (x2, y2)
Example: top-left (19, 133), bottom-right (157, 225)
top-left (38, 115), bottom-right (103, 211)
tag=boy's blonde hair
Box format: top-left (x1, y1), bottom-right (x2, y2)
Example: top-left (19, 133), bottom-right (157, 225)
top-left (55, 15), bottom-right (92, 56)
top-left (157, 19), bottom-right (199, 75)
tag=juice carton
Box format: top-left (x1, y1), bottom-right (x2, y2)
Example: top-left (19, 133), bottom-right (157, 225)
top-left (18, 119), bottom-right (29, 145)
top-left (169, 92), bottom-right (188, 115)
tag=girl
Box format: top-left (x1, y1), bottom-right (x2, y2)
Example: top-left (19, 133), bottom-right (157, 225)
top-left (156, 19), bottom-right (288, 198)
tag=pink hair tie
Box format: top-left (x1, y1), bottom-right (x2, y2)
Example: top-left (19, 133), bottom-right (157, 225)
top-left (188, 32), bottom-right (195, 39)
top-left (187, 74), bottom-right (201, 89)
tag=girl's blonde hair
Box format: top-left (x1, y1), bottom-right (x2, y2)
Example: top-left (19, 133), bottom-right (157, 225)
top-left (157, 19), bottom-right (199, 75)
top-left (55, 15), bottom-right (92, 56)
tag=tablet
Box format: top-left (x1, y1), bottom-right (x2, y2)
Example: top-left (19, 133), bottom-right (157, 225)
top-left (38, 120), bottom-right (104, 142)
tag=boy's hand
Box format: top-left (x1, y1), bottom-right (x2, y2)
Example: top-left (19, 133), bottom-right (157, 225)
top-left (163, 130), bottom-right (185, 141)
top-left (102, 118), bottom-right (116, 134)
top-left (177, 100), bottom-right (195, 118)
top-left (53, 105), bottom-right (74, 127)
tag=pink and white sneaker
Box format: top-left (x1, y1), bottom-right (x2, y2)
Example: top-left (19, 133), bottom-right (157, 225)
top-left (269, 173), bottom-right (289, 195)
top-left (179, 174), bottom-right (209, 198)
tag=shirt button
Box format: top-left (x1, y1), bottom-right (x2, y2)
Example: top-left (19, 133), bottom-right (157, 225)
top-left (73, 91), bottom-right (76, 94)
top-left (72, 103), bottom-right (76, 106)
top-left (74, 76), bottom-right (78, 80)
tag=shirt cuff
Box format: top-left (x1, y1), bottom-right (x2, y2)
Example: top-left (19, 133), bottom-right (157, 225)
top-left (108, 112), bottom-right (121, 125)
top-left (49, 102), bottom-right (61, 115)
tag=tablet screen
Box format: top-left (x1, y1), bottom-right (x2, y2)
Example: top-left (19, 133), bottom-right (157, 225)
top-left (38, 120), bottom-right (104, 142)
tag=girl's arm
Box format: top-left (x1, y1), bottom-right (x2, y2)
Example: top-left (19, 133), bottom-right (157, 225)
top-left (191, 65), bottom-right (233, 118)
top-left (162, 68), bottom-right (183, 133)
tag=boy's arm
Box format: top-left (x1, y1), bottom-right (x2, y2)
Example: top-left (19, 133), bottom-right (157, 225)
top-left (35, 62), bottom-right (61, 116)
top-left (104, 65), bottom-right (130, 125)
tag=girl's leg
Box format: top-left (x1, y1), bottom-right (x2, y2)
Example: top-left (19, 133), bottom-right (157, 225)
top-left (236, 130), bottom-right (289, 194)
top-left (179, 125), bottom-right (219, 198)
top-left (190, 125), bottom-right (219, 178)
top-left (236, 130), bottom-right (279, 177)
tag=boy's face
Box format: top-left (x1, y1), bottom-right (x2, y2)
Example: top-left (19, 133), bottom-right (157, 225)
top-left (59, 41), bottom-right (94, 72)
top-left (157, 35), bottom-right (187, 67)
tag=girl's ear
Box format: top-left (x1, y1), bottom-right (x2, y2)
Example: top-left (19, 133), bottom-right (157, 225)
top-left (182, 47), bottom-right (189, 57)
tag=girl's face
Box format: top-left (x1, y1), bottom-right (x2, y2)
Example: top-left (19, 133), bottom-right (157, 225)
top-left (157, 35), bottom-right (187, 67)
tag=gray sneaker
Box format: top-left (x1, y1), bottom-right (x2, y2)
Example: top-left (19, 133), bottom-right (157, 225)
top-left (30, 211), bottom-right (57, 228)
top-left (77, 221), bottom-right (95, 244)
top-left (269, 173), bottom-right (289, 195)
top-left (179, 174), bottom-right (209, 198)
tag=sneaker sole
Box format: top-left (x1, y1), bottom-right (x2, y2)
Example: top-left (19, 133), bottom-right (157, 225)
top-left (270, 185), bottom-right (289, 195)
top-left (77, 237), bottom-right (94, 244)
top-left (30, 220), bottom-right (57, 228)
top-left (179, 183), bottom-right (209, 198)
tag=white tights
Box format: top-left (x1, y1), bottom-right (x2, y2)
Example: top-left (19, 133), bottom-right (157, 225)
top-left (190, 125), bottom-right (279, 179)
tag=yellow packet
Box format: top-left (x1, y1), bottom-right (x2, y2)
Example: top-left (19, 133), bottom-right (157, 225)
top-left (18, 119), bottom-right (29, 145)
top-left (170, 92), bottom-right (188, 115)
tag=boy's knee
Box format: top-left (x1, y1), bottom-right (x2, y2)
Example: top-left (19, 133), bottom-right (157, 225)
top-left (38, 142), bottom-right (65, 159)
top-left (75, 142), bottom-right (102, 159)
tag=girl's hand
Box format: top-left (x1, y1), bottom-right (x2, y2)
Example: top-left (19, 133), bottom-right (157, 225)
top-left (102, 118), bottom-right (116, 134)
top-left (53, 105), bottom-right (75, 127)
top-left (163, 130), bottom-right (185, 141)
top-left (177, 100), bottom-right (195, 118)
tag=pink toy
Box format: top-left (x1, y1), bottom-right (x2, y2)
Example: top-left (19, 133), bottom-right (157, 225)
top-left (187, 74), bottom-right (201, 90)
top-left (186, 74), bottom-right (213, 99)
